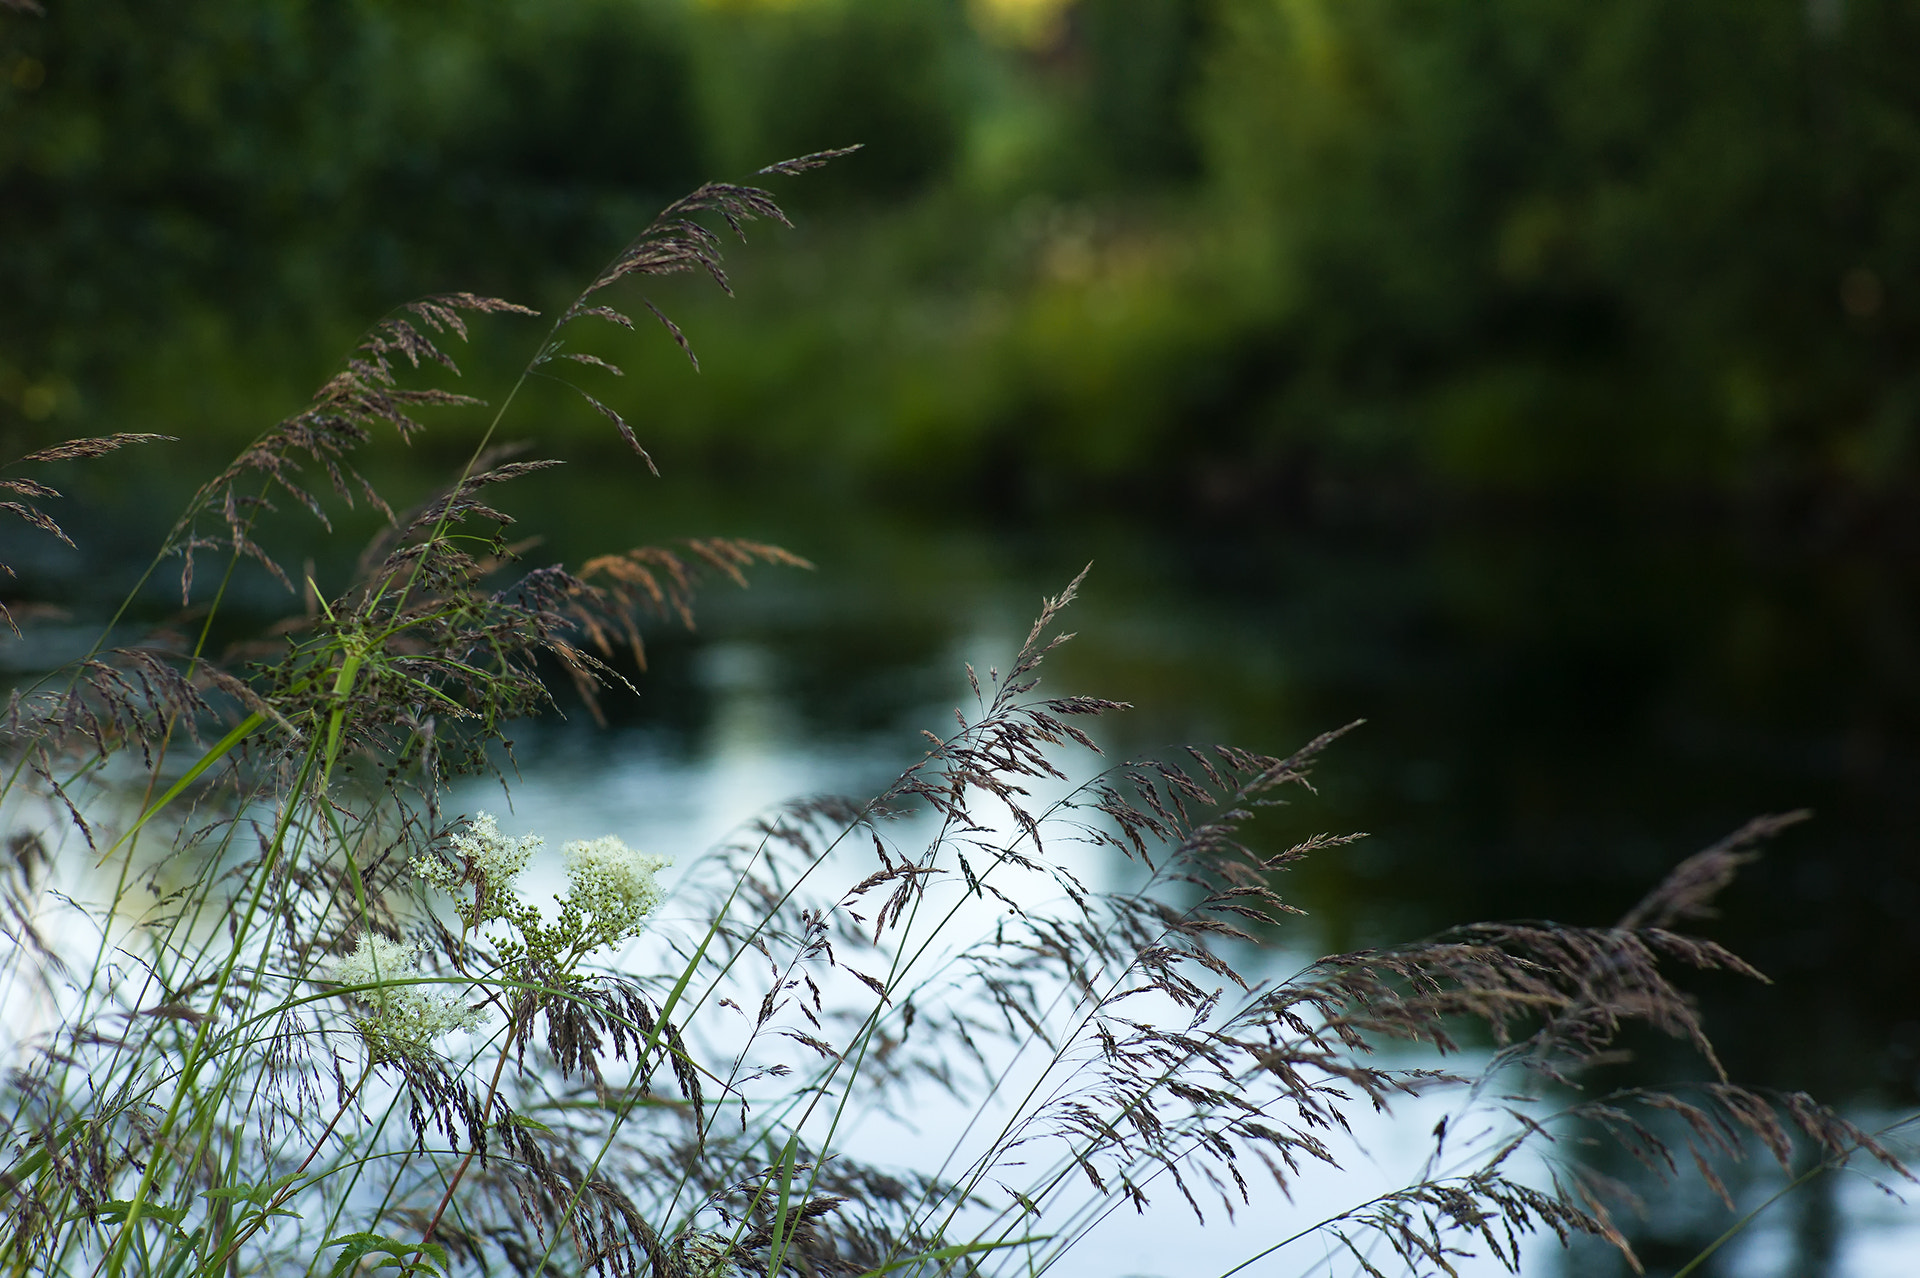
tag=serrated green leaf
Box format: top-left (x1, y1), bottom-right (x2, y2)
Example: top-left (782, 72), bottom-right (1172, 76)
top-left (321, 1232), bottom-right (449, 1278)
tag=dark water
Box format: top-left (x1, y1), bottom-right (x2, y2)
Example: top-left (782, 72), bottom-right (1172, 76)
top-left (5, 460), bottom-right (1918, 1273)
top-left (483, 481), bottom-right (1920, 1094)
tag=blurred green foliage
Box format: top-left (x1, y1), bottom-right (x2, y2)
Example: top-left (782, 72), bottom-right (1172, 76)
top-left (1199, 0), bottom-right (1920, 506)
top-left (4, 0), bottom-right (1919, 511)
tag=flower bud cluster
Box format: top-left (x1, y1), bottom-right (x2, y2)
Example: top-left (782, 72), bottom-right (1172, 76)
top-left (560, 834), bottom-right (671, 952)
top-left (347, 815), bottom-right (670, 1062)
top-left (412, 810), bottom-right (543, 928)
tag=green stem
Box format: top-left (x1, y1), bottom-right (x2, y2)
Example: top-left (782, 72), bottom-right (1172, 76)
top-left (1671, 1159), bottom-right (1831, 1278)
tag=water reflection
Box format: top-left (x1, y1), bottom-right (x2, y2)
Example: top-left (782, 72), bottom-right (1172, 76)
top-left (419, 490), bottom-right (1920, 1275)
top-left (450, 673), bottom-right (1572, 1278)
top-left (8, 473), bottom-right (1920, 1273)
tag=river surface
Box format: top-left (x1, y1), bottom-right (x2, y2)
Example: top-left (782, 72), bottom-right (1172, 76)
top-left (6, 462), bottom-right (1920, 1275)
top-left (446, 473), bottom-right (1920, 1278)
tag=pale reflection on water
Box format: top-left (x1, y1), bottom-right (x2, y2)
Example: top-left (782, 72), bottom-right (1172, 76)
top-left (449, 628), bottom-right (1920, 1278)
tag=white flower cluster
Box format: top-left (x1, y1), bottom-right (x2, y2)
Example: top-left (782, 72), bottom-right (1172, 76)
top-left (414, 811), bottom-right (543, 926)
top-left (562, 834), bottom-right (671, 950)
top-left (329, 933), bottom-right (480, 1057)
top-left (413, 812), bottom-right (667, 970)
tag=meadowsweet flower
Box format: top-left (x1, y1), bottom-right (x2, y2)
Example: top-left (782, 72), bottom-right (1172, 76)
top-left (329, 933), bottom-right (481, 1059)
top-left (561, 834), bottom-right (670, 951)
top-left (414, 811), bottom-right (543, 926)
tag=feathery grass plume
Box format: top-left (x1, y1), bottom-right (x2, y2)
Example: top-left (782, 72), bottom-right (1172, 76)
top-left (0, 155), bottom-right (841, 1277)
top-left (0, 141), bottom-right (1908, 1278)
top-left (0, 433), bottom-right (172, 631)
top-left (557, 572), bottom-right (1910, 1278)
top-left (572, 539), bottom-right (814, 674)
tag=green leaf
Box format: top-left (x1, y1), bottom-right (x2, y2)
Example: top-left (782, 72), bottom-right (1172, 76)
top-left (321, 1232), bottom-right (449, 1278)
top-left (1, 1146), bottom-right (50, 1185)
top-left (857, 1236), bottom-right (1053, 1276)
top-left (88, 1200), bottom-right (186, 1228)
top-left (765, 1135), bottom-right (801, 1273)
top-left (152, 1227), bottom-right (205, 1278)
top-left (103, 711), bottom-right (267, 863)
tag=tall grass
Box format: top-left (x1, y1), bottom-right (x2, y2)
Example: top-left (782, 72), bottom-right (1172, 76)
top-left (0, 154), bottom-right (1907, 1278)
